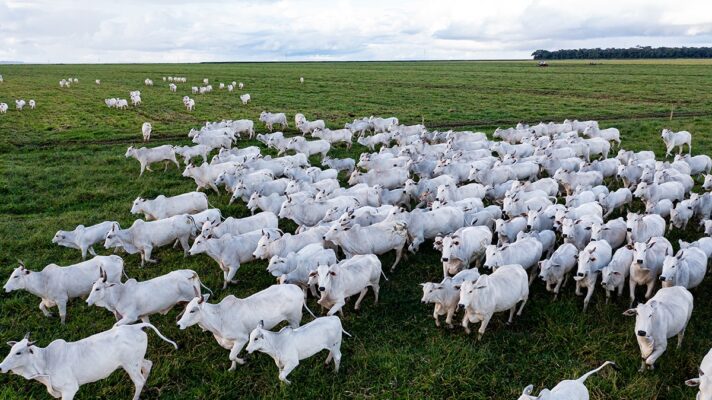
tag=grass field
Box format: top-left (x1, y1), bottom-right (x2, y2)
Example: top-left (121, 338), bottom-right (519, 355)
top-left (1, 60), bottom-right (712, 399)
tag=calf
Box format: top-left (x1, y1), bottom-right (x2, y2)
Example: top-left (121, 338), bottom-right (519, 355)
top-left (457, 264), bottom-right (529, 339)
top-left (52, 221), bottom-right (118, 259)
top-left (623, 286), bottom-right (693, 371)
top-left (518, 361), bottom-right (617, 400)
top-left (0, 325), bottom-right (176, 400)
top-left (420, 269), bottom-right (480, 328)
top-left (3, 256), bottom-right (124, 324)
top-left (177, 284), bottom-right (310, 370)
top-left (538, 243), bottom-right (578, 300)
top-left (104, 215), bottom-right (195, 266)
top-left (247, 316), bottom-right (349, 384)
top-left (600, 245), bottom-right (634, 303)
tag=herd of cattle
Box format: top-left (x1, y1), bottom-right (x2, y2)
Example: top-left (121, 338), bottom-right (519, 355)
top-left (2, 109), bottom-right (712, 399)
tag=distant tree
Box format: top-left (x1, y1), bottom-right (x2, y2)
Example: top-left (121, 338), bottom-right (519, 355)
top-left (531, 46), bottom-right (712, 60)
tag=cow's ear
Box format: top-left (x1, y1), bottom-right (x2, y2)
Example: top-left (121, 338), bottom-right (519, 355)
top-left (7, 341), bottom-right (16, 347)
top-left (685, 378), bottom-right (700, 387)
top-left (258, 320), bottom-right (264, 329)
top-left (202, 294), bottom-right (210, 303)
top-left (622, 308), bottom-right (637, 316)
top-left (522, 384), bottom-right (534, 396)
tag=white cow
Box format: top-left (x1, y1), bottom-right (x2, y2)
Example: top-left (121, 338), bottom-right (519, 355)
top-left (0, 325), bottom-right (176, 400)
top-left (600, 245), bottom-right (634, 303)
top-left (661, 128), bottom-right (692, 157)
top-left (457, 264), bottom-right (529, 339)
top-left (440, 226), bottom-right (492, 276)
top-left (685, 348), bottom-right (712, 399)
top-left (130, 192), bottom-right (208, 220)
top-left (623, 286), bottom-right (693, 371)
top-left (323, 220), bottom-right (408, 271)
top-left (141, 122), bottom-right (152, 142)
top-left (259, 111), bottom-right (288, 131)
top-left (518, 361), bottom-right (617, 400)
top-left (538, 243), bottom-right (578, 300)
top-left (3, 256), bottom-right (124, 323)
top-left (659, 248), bottom-right (707, 289)
top-left (420, 269), bottom-right (480, 328)
top-left (176, 284), bottom-right (311, 370)
top-left (87, 269), bottom-right (211, 326)
top-left (125, 145), bottom-right (180, 177)
top-left (574, 240), bottom-right (613, 312)
top-left (626, 213), bottom-right (666, 244)
top-left (246, 316), bottom-right (349, 384)
top-left (174, 144), bottom-right (212, 165)
top-left (103, 215), bottom-right (195, 266)
top-left (200, 212), bottom-right (278, 239)
top-left (52, 221), bottom-right (118, 259)
top-left (629, 237), bottom-right (673, 307)
top-left (312, 254), bottom-right (384, 315)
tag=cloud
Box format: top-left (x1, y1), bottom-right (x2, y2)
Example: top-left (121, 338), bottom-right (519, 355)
top-left (0, 0), bottom-right (711, 62)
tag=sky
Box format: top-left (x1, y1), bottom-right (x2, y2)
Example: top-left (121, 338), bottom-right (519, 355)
top-left (1, 0), bottom-right (711, 63)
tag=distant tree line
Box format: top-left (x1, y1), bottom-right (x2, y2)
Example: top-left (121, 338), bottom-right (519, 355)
top-left (531, 46), bottom-right (712, 60)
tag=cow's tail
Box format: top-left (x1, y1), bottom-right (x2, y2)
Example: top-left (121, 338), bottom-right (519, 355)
top-left (380, 269), bottom-right (389, 281)
top-left (342, 328), bottom-right (353, 337)
top-left (190, 272), bottom-right (214, 296)
top-left (303, 300), bottom-right (317, 319)
top-left (134, 323), bottom-right (178, 349)
top-left (576, 361), bottom-right (617, 384)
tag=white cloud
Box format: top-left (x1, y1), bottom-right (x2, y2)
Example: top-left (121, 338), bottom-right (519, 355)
top-left (0, 0), bottom-right (711, 62)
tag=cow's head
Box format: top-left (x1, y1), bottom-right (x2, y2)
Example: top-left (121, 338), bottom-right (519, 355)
top-left (0, 333), bottom-right (36, 374)
top-left (86, 270), bottom-right (116, 308)
top-left (246, 320), bottom-right (273, 354)
top-left (4, 261), bottom-right (31, 293)
top-left (176, 289), bottom-right (210, 330)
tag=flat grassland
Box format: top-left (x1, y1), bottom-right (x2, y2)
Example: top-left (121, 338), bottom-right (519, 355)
top-left (1, 60), bottom-right (712, 399)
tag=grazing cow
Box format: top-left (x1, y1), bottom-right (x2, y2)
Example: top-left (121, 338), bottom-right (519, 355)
top-left (311, 254), bottom-right (384, 315)
top-left (518, 361), bottom-right (617, 400)
top-left (125, 145), bottom-right (180, 177)
top-left (103, 215), bottom-right (195, 266)
top-left (457, 264), bottom-right (529, 339)
top-left (130, 192), bottom-right (208, 220)
top-left (52, 221), bottom-right (118, 259)
top-left (0, 325), bottom-right (176, 400)
top-left (623, 286), bottom-right (693, 371)
top-left (176, 284), bottom-right (311, 370)
top-left (600, 245), bottom-right (634, 303)
top-left (246, 316), bottom-right (349, 385)
top-left (3, 256), bottom-right (124, 324)
top-left (659, 247), bottom-right (707, 289)
top-left (87, 269), bottom-right (211, 326)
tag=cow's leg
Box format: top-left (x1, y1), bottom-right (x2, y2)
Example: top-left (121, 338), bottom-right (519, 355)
top-left (210, 182), bottom-right (220, 194)
top-left (629, 279), bottom-right (637, 308)
top-left (354, 288), bottom-right (369, 310)
top-left (125, 361), bottom-right (147, 400)
top-left (61, 385), bottom-right (79, 400)
top-left (644, 280), bottom-right (655, 299)
top-left (516, 297), bottom-right (528, 316)
top-left (39, 301), bottom-right (54, 317)
top-left (553, 278), bottom-right (563, 301)
top-left (390, 246), bottom-right (404, 272)
top-left (477, 314), bottom-right (492, 341)
top-left (139, 163), bottom-right (146, 177)
top-left (163, 161), bottom-right (169, 171)
top-left (445, 307), bottom-right (455, 329)
top-left (88, 246), bottom-right (97, 257)
top-left (371, 283), bottom-right (380, 304)
top-left (172, 157), bottom-right (180, 169)
top-left (331, 347), bottom-right (342, 372)
top-left (677, 326), bottom-right (687, 349)
top-left (180, 236), bottom-right (190, 256)
top-left (645, 343), bottom-right (667, 370)
top-left (433, 307), bottom-right (441, 327)
top-left (141, 359), bottom-right (153, 381)
top-left (57, 299), bottom-right (68, 324)
top-left (279, 360), bottom-right (298, 385)
top-left (228, 337), bottom-right (248, 371)
top-left (508, 306), bottom-right (516, 324)
top-left (327, 301), bottom-right (346, 316)
top-left (226, 264), bottom-right (240, 286)
top-left (583, 284), bottom-right (594, 312)
top-left (143, 246), bottom-right (157, 264)
top-left (80, 246), bottom-right (88, 260)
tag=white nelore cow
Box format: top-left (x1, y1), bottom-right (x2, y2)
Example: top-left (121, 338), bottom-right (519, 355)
top-left (259, 111), bottom-right (287, 131)
top-left (629, 237), bottom-right (673, 307)
top-left (538, 243), bottom-right (578, 300)
top-left (457, 264), bottom-right (529, 339)
top-left (660, 128), bottom-right (692, 157)
top-left (141, 122), bottom-right (152, 142)
top-left (177, 284), bottom-right (312, 370)
top-left (254, 226), bottom-right (327, 260)
top-left (440, 226), bottom-right (492, 276)
top-left (574, 240), bottom-right (613, 312)
top-left (87, 269), bottom-right (211, 326)
top-left (125, 145), bottom-right (180, 177)
top-left (52, 221), bottom-right (118, 259)
top-left (623, 286), bottom-right (693, 371)
top-left (3, 256), bottom-right (124, 324)
top-left (685, 348), bottom-right (712, 399)
top-left (517, 361), bottom-right (617, 400)
top-left (420, 269), bottom-right (480, 328)
top-left (323, 220), bottom-right (408, 272)
top-left (190, 229), bottom-right (279, 288)
top-left (626, 213), bottom-right (666, 244)
top-left (311, 255), bottom-right (384, 316)
top-left (483, 238), bottom-right (543, 281)
top-left (0, 325), bottom-right (177, 400)
top-left (130, 192), bottom-right (208, 220)
top-left (200, 212), bottom-right (278, 239)
top-left (173, 144), bottom-right (212, 165)
top-left (659, 247), bottom-right (707, 289)
top-left (600, 245), bottom-right (635, 303)
top-left (247, 316), bottom-right (349, 385)
top-left (103, 215), bottom-right (195, 266)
